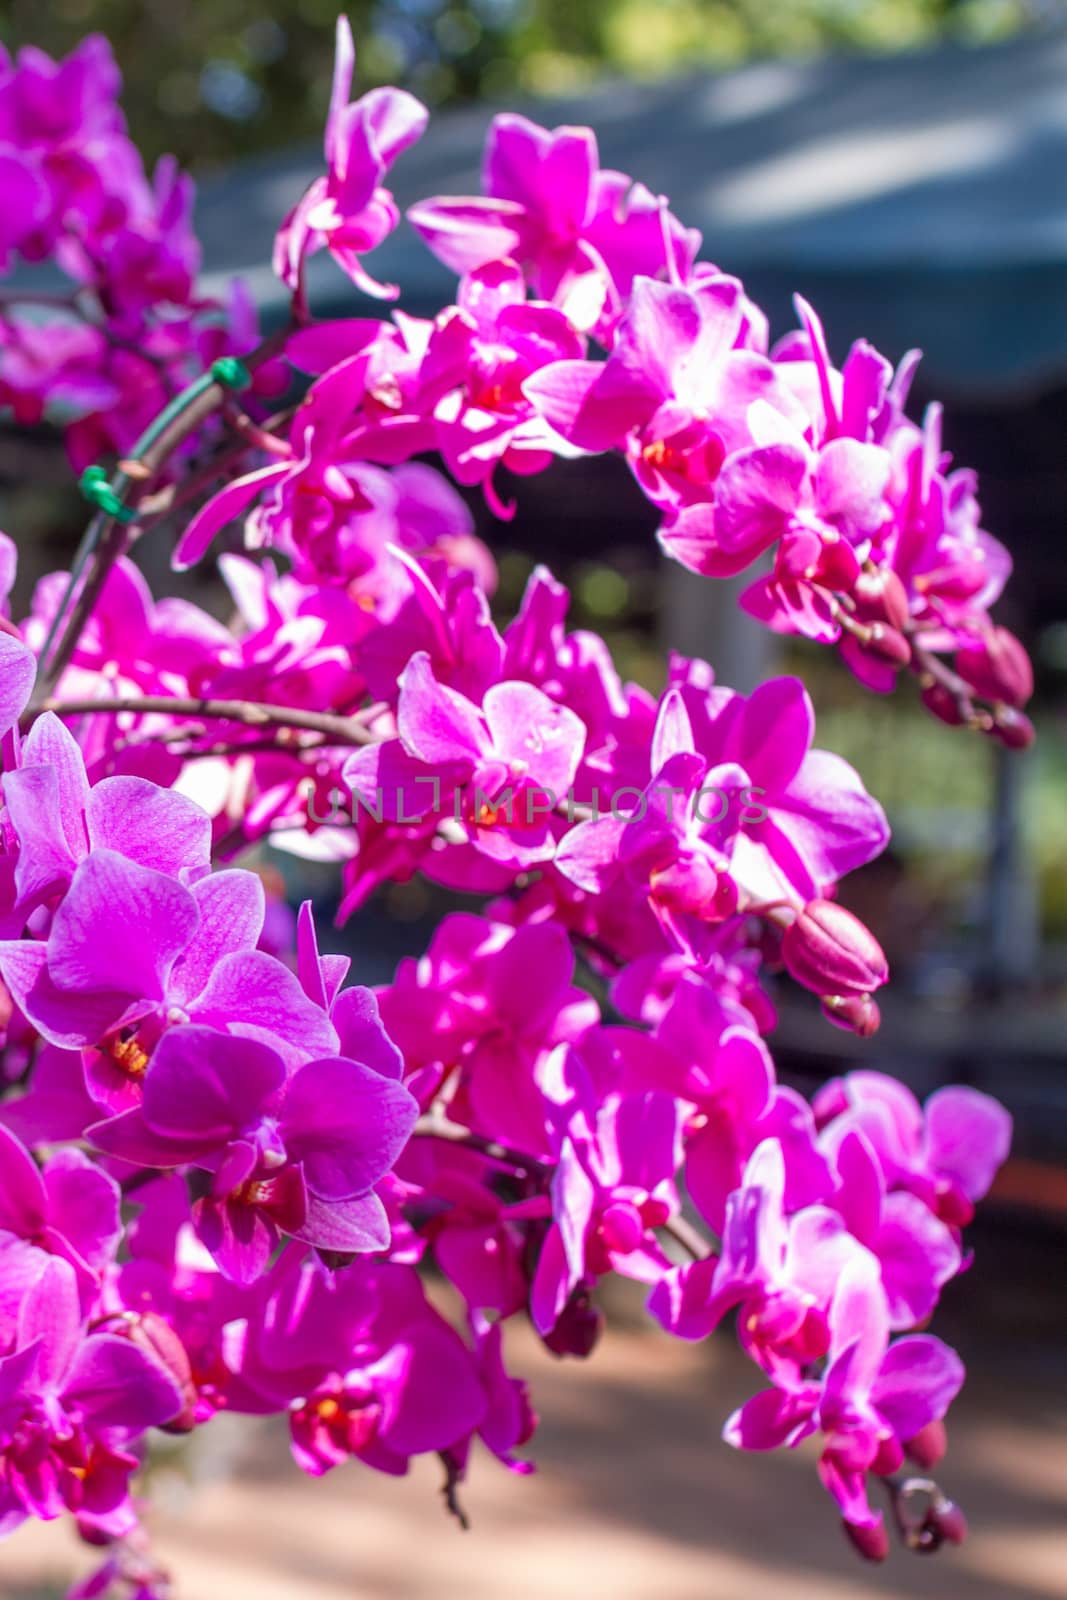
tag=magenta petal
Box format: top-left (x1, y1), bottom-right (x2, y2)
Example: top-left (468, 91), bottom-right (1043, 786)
top-left (0, 1126), bottom-right (48, 1238)
top-left (870, 1335), bottom-right (965, 1441)
top-left (825, 1256), bottom-right (890, 1396)
top-left (483, 681), bottom-right (585, 796)
top-left (168, 870), bottom-right (266, 1007)
top-left (331, 987), bottom-right (404, 1079)
top-left (482, 921), bottom-right (573, 1035)
top-left (381, 1324), bottom-right (487, 1456)
top-left (5, 766), bottom-right (81, 908)
top-left (17, 1256), bottom-right (82, 1391)
top-left (522, 360), bottom-right (628, 452)
top-left (815, 438), bottom-right (889, 541)
top-left (923, 1086), bottom-right (1012, 1203)
top-left (281, 1057), bottom-right (417, 1200)
top-left (194, 1195), bottom-right (279, 1286)
top-left (87, 1106), bottom-right (209, 1169)
top-left (601, 1092), bottom-right (681, 1193)
top-left (41, 1149), bottom-right (121, 1277)
top-left (86, 776), bottom-right (211, 876)
top-left (191, 950), bottom-right (339, 1066)
top-left (436, 1224), bottom-right (523, 1318)
top-left (173, 462), bottom-right (290, 570)
top-left (406, 196), bottom-right (527, 275)
top-left (0, 940), bottom-right (128, 1050)
top-left (65, 1332), bottom-right (182, 1433)
top-left (143, 1026), bottom-right (285, 1143)
top-left (296, 1188), bottom-right (391, 1253)
top-left (529, 1224), bottom-right (573, 1336)
top-left (342, 738), bottom-right (446, 824)
top-left (723, 1384), bottom-right (817, 1451)
top-left (727, 678), bottom-right (814, 793)
top-left (47, 851), bottom-right (199, 1003)
top-left (774, 749), bottom-right (889, 887)
top-left (554, 814), bottom-right (631, 893)
top-left (15, 705), bottom-right (90, 845)
top-left (0, 1045), bottom-right (99, 1146)
top-left (876, 1192), bottom-right (961, 1328)
top-left (397, 652), bottom-right (487, 766)
top-left (647, 1257), bottom-right (719, 1340)
top-left (355, 84), bottom-right (429, 168)
top-left (832, 1128), bottom-right (885, 1243)
top-left (553, 1140), bottom-right (597, 1287)
top-left (0, 631), bottom-right (36, 737)
top-left (684, 1118), bottom-right (745, 1236)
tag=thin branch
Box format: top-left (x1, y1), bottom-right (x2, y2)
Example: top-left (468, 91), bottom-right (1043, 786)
top-left (32, 325), bottom-right (294, 701)
top-left (412, 1114), bottom-right (547, 1174)
top-left (663, 1213), bottom-right (716, 1261)
top-left (28, 694), bottom-right (386, 748)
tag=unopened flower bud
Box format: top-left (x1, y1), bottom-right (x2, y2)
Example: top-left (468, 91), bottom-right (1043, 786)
top-left (905, 1420), bottom-right (947, 1469)
top-left (853, 568), bottom-right (910, 631)
top-left (821, 993), bottom-right (882, 1036)
top-left (843, 1517), bottom-right (889, 1562)
top-left (782, 900), bottom-right (888, 997)
top-left (542, 1288), bottom-right (603, 1359)
top-left (921, 682), bottom-right (967, 726)
top-left (894, 1477), bottom-right (969, 1553)
top-left (926, 1495), bottom-right (968, 1548)
top-left (119, 1312), bottom-right (198, 1433)
top-left (863, 622), bottom-right (912, 670)
top-left (956, 627), bottom-right (1033, 708)
top-left (990, 706), bottom-right (1035, 751)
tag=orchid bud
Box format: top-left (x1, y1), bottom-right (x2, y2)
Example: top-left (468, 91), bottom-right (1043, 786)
top-left (821, 993), bottom-right (882, 1036)
top-left (843, 1517), bottom-right (889, 1562)
top-left (921, 682), bottom-right (967, 726)
top-left (990, 706), bottom-right (1035, 751)
top-left (925, 1495), bottom-right (968, 1548)
top-left (863, 622), bottom-right (912, 670)
top-left (542, 1288), bottom-right (603, 1359)
top-left (905, 1420), bottom-right (947, 1469)
top-left (892, 1477), bottom-right (969, 1553)
top-left (956, 627), bottom-right (1033, 708)
top-left (781, 900), bottom-right (888, 998)
top-left (853, 567), bottom-right (910, 631)
top-left (119, 1312), bottom-right (198, 1433)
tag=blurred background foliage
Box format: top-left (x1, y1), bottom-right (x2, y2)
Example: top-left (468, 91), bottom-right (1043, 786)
top-left (0, 0), bottom-right (1055, 170)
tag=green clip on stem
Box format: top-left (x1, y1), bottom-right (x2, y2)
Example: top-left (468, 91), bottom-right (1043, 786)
top-left (35, 354), bottom-right (255, 690)
top-left (78, 466), bottom-right (138, 523)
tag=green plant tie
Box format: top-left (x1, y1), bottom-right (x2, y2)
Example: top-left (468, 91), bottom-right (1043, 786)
top-left (210, 356), bottom-right (253, 391)
top-left (78, 466), bottom-right (138, 524)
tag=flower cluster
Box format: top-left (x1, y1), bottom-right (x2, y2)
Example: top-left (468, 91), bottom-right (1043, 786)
top-left (0, 35), bottom-right (282, 471)
top-left (0, 17), bottom-right (1025, 1597)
